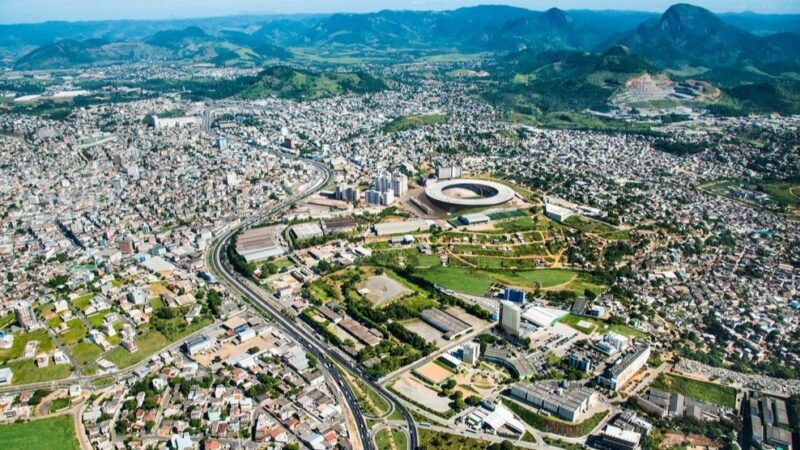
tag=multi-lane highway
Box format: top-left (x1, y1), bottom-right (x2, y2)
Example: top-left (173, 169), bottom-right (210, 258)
top-left (208, 153), bottom-right (418, 450)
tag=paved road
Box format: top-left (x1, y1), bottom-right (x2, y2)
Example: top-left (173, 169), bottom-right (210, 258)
top-left (207, 156), bottom-right (396, 449)
top-left (208, 154), bottom-right (420, 449)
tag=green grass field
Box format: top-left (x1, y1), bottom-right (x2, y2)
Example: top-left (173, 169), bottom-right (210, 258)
top-left (383, 114), bottom-right (447, 133)
top-left (71, 294), bottom-right (93, 311)
top-left (419, 429), bottom-right (524, 450)
top-left (487, 209), bottom-right (527, 221)
top-left (417, 266), bottom-right (586, 296)
top-left (272, 257), bottom-right (295, 270)
top-left (0, 414), bottom-right (81, 450)
top-left (502, 399), bottom-right (607, 437)
top-left (104, 331), bottom-right (169, 369)
top-left (650, 373), bottom-right (737, 409)
top-left (149, 297), bottom-right (166, 310)
top-left (761, 182), bottom-right (800, 207)
top-left (49, 397), bottom-right (71, 413)
top-left (2, 359), bottom-right (73, 385)
top-left (0, 329), bottom-right (56, 361)
top-left (416, 266), bottom-right (494, 296)
top-left (496, 216), bottom-right (537, 233)
top-left (70, 342), bottom-right (102, 366)
top-left (376, 428), bottom-right (408, 450)
top-left (60, 319), bottom-right (88, 346)
top-left (562, 215), bottom-right (616, 234)
top-left (87, 310), bottom-right (112, 328)
top-left (557, 314), bottom-right (648, 339)
top-left (0, 313), bottom-right (15, 330)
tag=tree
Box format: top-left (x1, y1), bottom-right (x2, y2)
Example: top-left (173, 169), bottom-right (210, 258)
top-left (316, 259), bottom-right (332, 273)
top-left (465, 395), bottom-right (482, 406)
top-left (452, 391), bottom-right (466, 411)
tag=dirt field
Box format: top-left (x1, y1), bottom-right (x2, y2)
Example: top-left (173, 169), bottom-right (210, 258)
top-left (660, 433), bottom-right (718, 449)
top-left (358, 274), bottom-right (413, 306)
top-left (415, 362), bottom-right (455, 385)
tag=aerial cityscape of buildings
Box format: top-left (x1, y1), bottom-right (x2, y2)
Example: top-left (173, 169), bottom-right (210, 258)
top-left (0, 5), bottom-right (799, 450)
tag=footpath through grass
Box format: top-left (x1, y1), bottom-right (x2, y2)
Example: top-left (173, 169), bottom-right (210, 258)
top-left (375, 428), bottom-right (408, 450)
top-left (0, 414), bottom-right (81, 450)
top-left (650, 373), bottom-right (737, 409)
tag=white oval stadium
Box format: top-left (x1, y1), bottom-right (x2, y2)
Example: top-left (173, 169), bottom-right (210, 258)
top-left (425, 178), bottom-right (515, 208)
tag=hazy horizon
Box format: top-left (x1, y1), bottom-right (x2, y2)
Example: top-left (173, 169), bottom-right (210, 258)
top-left (1, 0), bottom-right (799, 25)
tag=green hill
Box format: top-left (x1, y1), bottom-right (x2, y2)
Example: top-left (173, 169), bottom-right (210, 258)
top-left (238, 66), bottom-right (387, 100)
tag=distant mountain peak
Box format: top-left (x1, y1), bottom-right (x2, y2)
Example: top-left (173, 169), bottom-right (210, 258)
top-left (659, 3), bottom-right (724, 35)
top-left (543, 7), bottom-right (571, 26)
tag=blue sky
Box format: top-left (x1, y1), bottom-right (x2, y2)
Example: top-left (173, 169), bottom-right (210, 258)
top-left (1, 0), bottom-right (798, 24)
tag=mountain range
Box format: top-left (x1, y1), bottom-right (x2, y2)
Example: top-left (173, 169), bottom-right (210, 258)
top-left (4, 3), bottom-right (800, 74)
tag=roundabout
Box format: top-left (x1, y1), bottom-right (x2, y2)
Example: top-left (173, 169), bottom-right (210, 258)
top-left (425, 178), bottom-right (515, 208)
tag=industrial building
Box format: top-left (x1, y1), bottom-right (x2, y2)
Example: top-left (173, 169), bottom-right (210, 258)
top-left (508, 380), bottom-right (597, 422)
top-left (290, 222), bottom-right (324, 241)
top-left (323, 217), bottom-right (357, 235)
top-left (420, 308), bottom-right (473, 340)
top-left (747, 394), bottom-right (793, 450)
top-left (597, 425), bottom-right (641, 450)
top-left (235, 226), bottom-right (285, 263)
top-left (543, 202), bottom-right (574, 222)
top-left (637, 388), bottom-right (725, 421)
top-left (339, 318), bottom-right (382, 347)
top-left (463, 403), bottom-right (525, 437)
top-left (373, 219), bottom-right (434, 236)
top-left (598, 345), bottom-right (650, 391)
top-left (183, 335), bottom-right (214, 356)
top-left (458, 213), bottom-right (490, 225)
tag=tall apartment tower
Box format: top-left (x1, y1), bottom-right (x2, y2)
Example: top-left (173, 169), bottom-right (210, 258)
top-left (391, 172), bottom-right (408, 197)
top-left (500, 301), bottom-right (521, 337)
